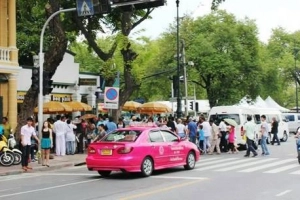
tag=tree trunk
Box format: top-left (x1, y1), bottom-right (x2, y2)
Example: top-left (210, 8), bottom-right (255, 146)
top-left (15, 0), bottom-right (68, 140)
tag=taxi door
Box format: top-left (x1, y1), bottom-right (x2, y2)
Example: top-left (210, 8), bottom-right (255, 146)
top-left (160, 130), bottom-right (185, 164)
top-left (148, 131), bottom-right (168, 167)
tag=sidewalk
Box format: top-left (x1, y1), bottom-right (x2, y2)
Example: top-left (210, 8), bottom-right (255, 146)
top-left (0, 154), bottom-right (86, 176)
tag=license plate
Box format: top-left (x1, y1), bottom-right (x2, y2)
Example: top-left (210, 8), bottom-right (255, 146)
top-left (101, 149), bottom-right (112, 156)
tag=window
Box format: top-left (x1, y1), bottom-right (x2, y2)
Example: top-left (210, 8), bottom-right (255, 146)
top-left (149, 131), bottom-right (164, 142)
top-left (285, 115), bottom-right (295, 122)
top-left (297, 115), bottom-right (300, 120)
top-left (161, 131), bottom-right (178, 142)
top-left (103, 130), bottom-right (141, 142)
top-left (209, 114), bottom-right (240, 126)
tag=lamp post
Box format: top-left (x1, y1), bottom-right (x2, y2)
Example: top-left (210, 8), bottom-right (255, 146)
top-left (294, 47), bottom-right (299, 113)
top-left (175, 0), bottom-right (182, 118)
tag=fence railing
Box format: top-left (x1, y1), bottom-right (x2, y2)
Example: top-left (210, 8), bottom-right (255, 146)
top-left (0, 47), bottom-right (12, 62)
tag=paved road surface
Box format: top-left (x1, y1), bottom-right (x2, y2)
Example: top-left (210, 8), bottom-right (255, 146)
top-left (0, 136), bottom-right (299, 200)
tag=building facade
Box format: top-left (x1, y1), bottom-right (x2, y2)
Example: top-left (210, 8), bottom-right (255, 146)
top-left (0, 0), bottom-right (21, 129)
top-left (17, 52), bottom-right (101, 119)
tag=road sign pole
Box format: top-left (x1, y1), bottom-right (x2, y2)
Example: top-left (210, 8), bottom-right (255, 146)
top-left (38, 8), bottom-right (76, 164)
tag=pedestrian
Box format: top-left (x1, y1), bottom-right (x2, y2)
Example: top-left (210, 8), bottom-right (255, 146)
top-left (117, 117), bottom-right (126, 128)
top-left (187, 117), bottom-right (197, 144)
top-left (167, 117), bottom-right (176, 133)
top-left (243, 116), bottom-right (258, 157)
top-left (66, 119), bottom-right (77, 155)
top-left (219, 119), bottom-right (228, 152)
top-left (199, 116), bottom-right (211, 153)
top-left (260, 115), bottom-right (270, 155)
top-left (106, 117), bottom-right (117, 133)
top-left (271, 117), bottom-right (280, 145)
top-left (176, 119), bottom-right (186, 138)
top-left (208, 120), bottom-right (221, 155)
top-left (41, 121), bottom-right (53, 167)
top-left (93, 124), bottom-right (107, 142)
top-left (53, 116), bottom-right (67, 156)
top-left (198, 125), bottom-right (205, 152)
top-left (20, 117), bottom-right (40, 171)
top-left (227, 125), bottom-right (236, 154)
top-left (1, 117), bottom-right (11, 139)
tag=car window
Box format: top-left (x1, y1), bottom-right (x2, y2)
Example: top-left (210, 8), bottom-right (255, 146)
top-left (209, 114), bottom-right (240, 125)
top-left (298, 115), bottom-right (300, 120)
top-left (103, 130), bottom-right (141, 142)
top-left (161, 131), bottom-right (178, 142)
top-left (149, 131), bottom-right (164, 142)
top-left (285, 115), bottom-right (295, 122)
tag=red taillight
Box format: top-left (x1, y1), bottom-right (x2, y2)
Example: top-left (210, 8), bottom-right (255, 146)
top-left (88, 146), bottom-right (96, 154)
top-left (117, 147), bottom-right (133, 154)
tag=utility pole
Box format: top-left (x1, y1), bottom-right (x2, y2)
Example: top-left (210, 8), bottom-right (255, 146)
top-left (181, 40), bottom-right (188, 117)
top-left (175, 0), bottom-right (182, 118)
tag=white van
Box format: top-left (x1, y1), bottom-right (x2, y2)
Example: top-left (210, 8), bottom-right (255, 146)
top-left (248, 107), bottom-right (289, 142)
top-left (208, 106), bottom-right (255, 148)
top-left (282, 113), bottom-right (300, 134)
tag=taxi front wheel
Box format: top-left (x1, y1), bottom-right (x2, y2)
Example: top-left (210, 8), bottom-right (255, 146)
top-left (184, 151), bottom-right (196, 170)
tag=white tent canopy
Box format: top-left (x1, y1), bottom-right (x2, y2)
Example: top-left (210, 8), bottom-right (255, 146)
top-left (253, 96), bottom-right (269, 108)
top-left (264, 96), bottom-right (290, 112)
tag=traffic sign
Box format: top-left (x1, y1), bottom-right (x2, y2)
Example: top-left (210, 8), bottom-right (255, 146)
top-left (76, 0), bottom-right (95, 16)
top-left (104, 87), bottom-right (119, 109)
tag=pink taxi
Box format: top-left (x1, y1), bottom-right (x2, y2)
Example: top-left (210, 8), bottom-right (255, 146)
top-left (86, 124), bottom-right (200, 177)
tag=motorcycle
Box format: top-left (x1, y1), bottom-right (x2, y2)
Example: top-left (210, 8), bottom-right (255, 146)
top-left (0, 137), bottom-right (15, 167)
top-left (0, 133), bottom-right (21, 165)
top-left (7, 133), bottom-right (22, 165)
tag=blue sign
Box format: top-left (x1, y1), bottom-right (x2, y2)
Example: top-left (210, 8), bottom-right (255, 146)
top-left (76, 0), bottom-right (94, 16)
top-left (106, 88), bottom-right (118, 101)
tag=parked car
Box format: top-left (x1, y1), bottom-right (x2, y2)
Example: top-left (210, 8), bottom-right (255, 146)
top-left (282, 113), bottom-right (300, 134)
top-left (86, 124), bottom-right (200, 177)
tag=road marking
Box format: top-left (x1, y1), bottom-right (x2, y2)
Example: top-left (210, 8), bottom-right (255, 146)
top-left (0, 174), bottom-right (41, 182)
top-left (196, 158), bottom-right (238, 167)
top-left (0, 179), bottom-right (99, 198)
top-left (195, 158), bottom-right (253, 171)
top-left (38, 173), bottom-right (95, 176)
top-left (216, 158), bottom-right (278, 172)
top-left (276, 190), bottom-right (292, 197)
top-left (118, 180), bottom-right (203, 200)
top-left (289, 169), bottom-right (300, 174)
top-left (198, 157), bottom-right (219, 162)
top-left (264, 164), bottom-right (299, 173)
top-left (151, 176), bottom-right (208, 180)
top-left (239, 159), bottom-right (295, 172)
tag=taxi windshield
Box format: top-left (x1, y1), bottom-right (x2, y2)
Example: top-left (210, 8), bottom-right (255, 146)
top-left (103, 130), bottom-right (142, 142)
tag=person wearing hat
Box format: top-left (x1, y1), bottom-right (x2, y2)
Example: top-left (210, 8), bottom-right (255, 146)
top-left (20, 117), bottom-right (40, 171)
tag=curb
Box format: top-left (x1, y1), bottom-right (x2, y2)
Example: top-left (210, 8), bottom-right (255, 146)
top-left (0, 161), bottom-right (84, 176)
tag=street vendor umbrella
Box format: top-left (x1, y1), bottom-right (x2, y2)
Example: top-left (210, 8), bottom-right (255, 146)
top-left (81, 114), bottom-right (97, 120)
top-left (34, 101), bottom-right (72, 114)
top-left (98, 103), bottom-right (109, 113)
top-left (122, 101), bottom-right (141, 111)
top-left (63, 101), bottom-right (92, 112)
top-left (224, 118), bottom-right (238, 127)
top-left (137, 102), bottom-right (172, 114)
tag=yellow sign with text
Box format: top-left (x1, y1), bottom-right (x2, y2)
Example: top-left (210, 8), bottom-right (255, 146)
top-left (17, 92), bottom-right (72, 103)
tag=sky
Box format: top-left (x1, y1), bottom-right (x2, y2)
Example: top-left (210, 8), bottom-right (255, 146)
top-left (134, 0), bottom-right (300, 42)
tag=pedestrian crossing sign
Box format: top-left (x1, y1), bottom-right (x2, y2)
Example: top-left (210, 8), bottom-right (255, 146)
top-left (76, 0), bottom-right (95, 16)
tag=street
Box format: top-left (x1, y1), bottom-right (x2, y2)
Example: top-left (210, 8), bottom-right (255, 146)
top-left (0, 136), bottom-right (299, 200)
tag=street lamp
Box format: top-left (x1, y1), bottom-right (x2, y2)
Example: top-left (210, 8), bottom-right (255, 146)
top-left (175, 0), bottom-right (182, 118)
top-left (294, 47), bottom-right (299, 113)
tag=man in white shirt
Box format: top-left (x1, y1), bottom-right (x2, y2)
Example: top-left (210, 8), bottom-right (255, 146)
top-left (21, 117), bottom-right (39, 171)
top-left (219, 119), bottom-right (228, 152)
top-left (243, 116), bottom-right (258, 157)
top-left (199, 116), bottom-right (212, 153)
top-left (53, 116), bottom-right (67, 156)
top-left (260, 115), bottom-right (270, 155)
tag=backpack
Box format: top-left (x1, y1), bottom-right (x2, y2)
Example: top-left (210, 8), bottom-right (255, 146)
top-left (0, 125), bottom-right (4, 135)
